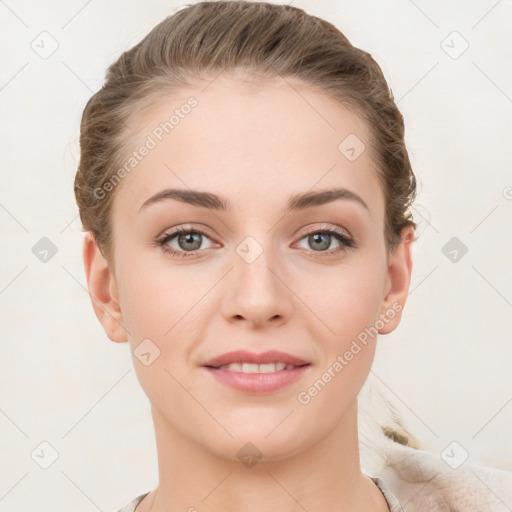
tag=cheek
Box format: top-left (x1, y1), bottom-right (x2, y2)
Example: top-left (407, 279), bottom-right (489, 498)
top-left (117, 258), bottom-right (214, 391)
top-left (294, 266), bottom-right (383, 413)
top-left (300, 258), bottom-right (386, 342)
top-left (117, 255), bottom-right (204, 339)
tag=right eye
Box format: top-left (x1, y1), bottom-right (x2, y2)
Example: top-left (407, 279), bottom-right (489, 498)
top-left (155, 227), bottom-right (217, 258)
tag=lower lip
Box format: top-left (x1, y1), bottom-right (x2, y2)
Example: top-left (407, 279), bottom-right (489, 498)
top-left (203, 365), bottom-right (311, 393)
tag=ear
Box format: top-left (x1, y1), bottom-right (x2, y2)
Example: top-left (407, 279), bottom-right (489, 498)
top-left (82, 231), bottom-right (128, 343)
top-left (378, 225), bottom-right (415, 335)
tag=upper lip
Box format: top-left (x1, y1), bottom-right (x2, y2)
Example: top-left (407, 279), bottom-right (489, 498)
top-left (203, 350), bottom-right (310, 368)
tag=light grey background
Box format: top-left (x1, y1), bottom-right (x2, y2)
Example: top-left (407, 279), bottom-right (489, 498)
top-left (1, 0), bottom-right (511, 510)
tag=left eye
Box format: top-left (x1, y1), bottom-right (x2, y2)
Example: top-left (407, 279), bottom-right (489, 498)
top-left (295, 228), bottom-right (354, 253)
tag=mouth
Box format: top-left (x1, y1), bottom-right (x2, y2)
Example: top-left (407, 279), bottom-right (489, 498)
top-left (202, 350), bottom-right (311, 393)
top-left (207, 362), bottom-right (309, 373)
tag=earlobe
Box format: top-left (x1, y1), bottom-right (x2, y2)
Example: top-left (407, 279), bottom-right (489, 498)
top-left (378, 226), bottom-right (415, 335)
top-left (82, 232), bottom-right (128, 343)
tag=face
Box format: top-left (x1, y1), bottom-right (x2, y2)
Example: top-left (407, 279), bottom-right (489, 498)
top-left (84, 73), bottom-right (413, 462)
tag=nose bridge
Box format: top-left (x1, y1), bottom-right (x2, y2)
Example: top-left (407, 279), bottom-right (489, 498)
top-left (234, 233), bottom-right (280, 298)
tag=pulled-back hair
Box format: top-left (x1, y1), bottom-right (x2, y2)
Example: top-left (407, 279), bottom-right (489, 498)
top-left (74, 0), bottom-right (416, 264)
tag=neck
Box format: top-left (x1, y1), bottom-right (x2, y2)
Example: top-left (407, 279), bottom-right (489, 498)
top-left (138, 401), bottom-right (388, 512)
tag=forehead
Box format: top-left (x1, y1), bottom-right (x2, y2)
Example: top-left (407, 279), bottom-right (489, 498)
top-left (111, 74), bottom-right (383, 222)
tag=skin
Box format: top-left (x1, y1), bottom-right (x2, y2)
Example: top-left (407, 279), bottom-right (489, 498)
top-left (83, 73), bottom-right (414, 512)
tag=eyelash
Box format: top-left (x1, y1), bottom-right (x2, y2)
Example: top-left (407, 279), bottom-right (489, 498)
top-left (154, 226), bottom-right (356, 259)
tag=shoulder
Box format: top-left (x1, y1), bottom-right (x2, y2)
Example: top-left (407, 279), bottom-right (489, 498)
top-left (114, 491), bottom-right (150, 512)
top-left (378, 443), bottom-right (512, 511)
top-left (372, 477), bottom-right (405, 511)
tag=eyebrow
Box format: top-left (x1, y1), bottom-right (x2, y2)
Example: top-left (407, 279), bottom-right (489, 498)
top-left (139, 187), bottom-right (369, 214)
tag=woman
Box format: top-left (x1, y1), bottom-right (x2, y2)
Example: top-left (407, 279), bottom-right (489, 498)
top-left (75, 1), bottom-right (423, 510)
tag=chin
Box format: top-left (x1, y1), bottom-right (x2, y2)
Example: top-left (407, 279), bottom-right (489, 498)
top-left (201, 422), bottom-right (314, 464)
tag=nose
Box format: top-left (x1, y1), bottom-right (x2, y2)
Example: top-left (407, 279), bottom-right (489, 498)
top-left (220, 240), bottom-right (294, 329)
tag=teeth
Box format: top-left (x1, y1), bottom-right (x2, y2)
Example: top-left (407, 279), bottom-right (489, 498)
top-left (243, 363), bottom-right (260, 373)
top-left (216, 362), bottom-right (294, 373)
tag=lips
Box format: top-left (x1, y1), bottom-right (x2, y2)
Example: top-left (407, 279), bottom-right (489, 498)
top-left (202, 349), bottom-right (311, 393)
top-left (202, 349), bottom-right (310, 369)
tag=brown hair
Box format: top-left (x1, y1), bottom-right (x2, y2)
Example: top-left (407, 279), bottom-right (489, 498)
top-left (74, 0), bottom-right (417, 265)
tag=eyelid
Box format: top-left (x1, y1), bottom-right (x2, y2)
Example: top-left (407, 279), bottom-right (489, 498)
top-left (298, 223), bottom-right (352, 239)
top-left (158, 224), bottom-right (216, 241)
